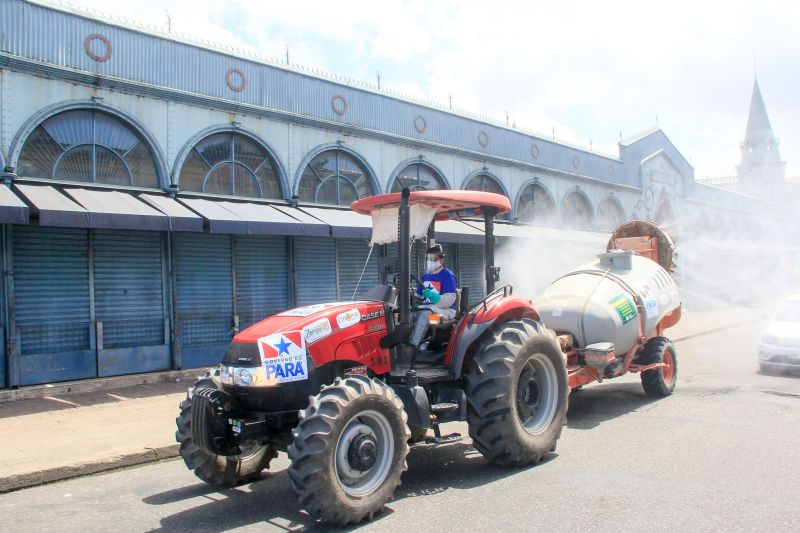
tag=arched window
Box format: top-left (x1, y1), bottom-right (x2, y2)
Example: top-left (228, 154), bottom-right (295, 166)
top-left (179, 132), bottom-right (282, 198)
top-left (465, 173), bottom-right (510, 219)
top-left (516, 182), bottom-right (555, 224)
top-left (390, 162), bottom-right (447, 192)
top-left (17, 110), bottom-right (159, 187)
top-left (561, 190), bottom-right (594, 229)
top-left (298, 149), bottom-right (374, 205)
top-left (597, 196), bottom-right (625, 231)
top-left (464, 173), bottom-right (505, 195)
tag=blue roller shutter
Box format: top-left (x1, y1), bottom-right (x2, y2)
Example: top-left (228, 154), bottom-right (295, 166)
top-left (13, 226), bottom-right (93, 385)
top-left (235, 235), bottom-right (289, 330)
top-left (294, 237), bottom-right (337, 306)
top-left (336, 239), bottom-right (379, 300)
top-left (174, 233), bottom-right (233, 368)
top-left (457, 243), bottom-right (486, 301)
top-left (94, 230), bottom-right (168, 376)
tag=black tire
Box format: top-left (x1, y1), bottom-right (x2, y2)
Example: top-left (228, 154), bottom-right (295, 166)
top-left (175, 379), bottom-right (277, 486)
top-left (288, 375), bottom-right (410, 525)
top-left (465, 318), bottom-right (569, 467)
top-left (639, 337), bottom-right (678, 397)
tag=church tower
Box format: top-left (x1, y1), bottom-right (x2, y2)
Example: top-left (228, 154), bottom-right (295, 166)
top-left (736, 79), bottom-right (786, 201)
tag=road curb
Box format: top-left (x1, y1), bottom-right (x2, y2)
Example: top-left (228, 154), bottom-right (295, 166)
top-left (0, 444), bottom-right (180, 494)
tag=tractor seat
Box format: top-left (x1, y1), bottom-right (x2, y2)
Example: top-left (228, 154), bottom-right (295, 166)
top-left (362, 285), bottom-right (397, 306)
top-left (438, 287), bottom-right (469, 328)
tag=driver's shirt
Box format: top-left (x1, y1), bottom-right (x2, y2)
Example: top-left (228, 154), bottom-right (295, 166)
top-left (416, 267), bottom-right (457, 309)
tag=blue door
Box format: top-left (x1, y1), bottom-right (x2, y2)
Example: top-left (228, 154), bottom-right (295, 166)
top-left (235, 235), bottom-right (289, 331)
top-left (94, 230), bottom-right (169, 376)
top-left (174, 233), bottom-right (233, 368)
top-left (294, 237), bottom-right (337, 306)
top-left (336, 239), bottom-right (379, 301)
top-left (13, 226), bottom-right (94, 385)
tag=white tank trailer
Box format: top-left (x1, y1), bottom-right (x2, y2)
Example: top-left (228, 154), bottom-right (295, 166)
top-left (535, 221), bottom-right (682, 395)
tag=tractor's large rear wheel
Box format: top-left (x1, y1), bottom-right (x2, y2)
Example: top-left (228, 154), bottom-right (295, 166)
top-left (288, 375), bottom-right (410, 525)
top-left (175, 378), bottom-right (277, 486)
top-left (466, 319), bottom-right (569, 467)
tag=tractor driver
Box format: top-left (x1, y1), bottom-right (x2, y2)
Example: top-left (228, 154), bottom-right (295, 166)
top-left (410, 244), bottom-right (458, 348)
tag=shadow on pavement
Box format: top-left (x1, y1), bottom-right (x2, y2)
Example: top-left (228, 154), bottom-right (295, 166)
top-left (566, 381), bottom-right (661, 430)
top-left (0, 382), bottom-right (187, 419)
top-left (143, 442), bottom-right (553, 532)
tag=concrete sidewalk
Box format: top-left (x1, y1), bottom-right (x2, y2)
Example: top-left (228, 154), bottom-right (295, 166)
top-left (0, 306), bottom-right (765, 493)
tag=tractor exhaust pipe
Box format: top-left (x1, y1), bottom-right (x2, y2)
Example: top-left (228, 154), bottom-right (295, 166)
top-left (398, 188), bottom-right (411, 327)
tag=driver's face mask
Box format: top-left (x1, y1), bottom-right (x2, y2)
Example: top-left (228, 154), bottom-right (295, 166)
top-left (425, 257), bottom-right (441, 273)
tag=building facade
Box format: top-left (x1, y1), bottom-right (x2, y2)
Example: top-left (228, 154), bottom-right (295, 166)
top-left (0, 0), bottom-right (786, 387)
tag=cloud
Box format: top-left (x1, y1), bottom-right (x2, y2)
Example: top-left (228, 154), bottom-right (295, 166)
top-left (62, 0), bottom-right (800, 177)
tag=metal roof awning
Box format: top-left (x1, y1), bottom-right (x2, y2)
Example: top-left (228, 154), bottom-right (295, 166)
top-left (0, 184), bottom-right (29, 224)
top-left (13, 183), bottom-right (206, 231)
top-left (435, 219), bottom-right (486, 244)
top-left (177, 197), bottom-right (328, 236)
top-left (138, 193), bottom-right (203, 232)
top-left (297, 206), bottom-right (372, 238)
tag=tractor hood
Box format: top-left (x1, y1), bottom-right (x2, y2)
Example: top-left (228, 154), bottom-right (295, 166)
top-left (234, 302), bottom-right (377, 344)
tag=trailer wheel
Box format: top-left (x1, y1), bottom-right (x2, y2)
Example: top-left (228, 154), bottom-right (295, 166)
top-left (465, 318), bottom-right (569, 467)
top-left (639, 337), bottom-right (678, 397)
top-left (175, 379), bottom-right (277, 486)
top-left (288, 375), bottom-right (410, 525)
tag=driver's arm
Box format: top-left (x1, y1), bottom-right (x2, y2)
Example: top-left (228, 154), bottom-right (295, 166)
top-left (437, 292), bottom-right (457, 309)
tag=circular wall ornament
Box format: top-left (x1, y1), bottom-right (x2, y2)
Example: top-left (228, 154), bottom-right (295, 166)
top-left (332, 94), bottom-right (349, 116)
top-left (225, 68), bottom-right (247, 92)
top-left (608, 164), bottom-right (615, 177)
top-left (414, 114), bottom-right (427, 133)
top-left (84, 34), bottom-right (112, 62)
top-left (531, 144), bottom-right (540, 159)
top-left (571, 155), bottom-right (580, 169)
top-left (478, 131), bottom-right (489, 148)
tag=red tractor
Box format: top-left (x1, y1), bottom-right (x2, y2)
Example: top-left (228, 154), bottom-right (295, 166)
top-left (176, 188), bottom-right (571, 524)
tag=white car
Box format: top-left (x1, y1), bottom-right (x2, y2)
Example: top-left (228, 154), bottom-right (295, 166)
top-left (759, 295), bottom-right (800, 373)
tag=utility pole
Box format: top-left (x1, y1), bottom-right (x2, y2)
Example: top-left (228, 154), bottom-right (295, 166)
top-left (284, 44), bottom-right (290, 65)
top-left (376, 71), bottom-right (381, 89)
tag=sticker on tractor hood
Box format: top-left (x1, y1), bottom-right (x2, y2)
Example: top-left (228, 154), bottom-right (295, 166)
top-left (361, 309), bottom-right (385, 322)
top-left (303, 318), bottom-right (332, 344)
top-left (256, 331), bottom-right (308, 384)
top-left (336, 309), bottom-right (362, 329)
top-left (279, 304), bottom-right (328, 317)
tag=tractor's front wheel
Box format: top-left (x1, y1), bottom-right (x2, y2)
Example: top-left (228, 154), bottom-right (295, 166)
top-left (288, 375), bottom-right (410, 525)
top-left (175, 378), bottom-right (277, 486)
top-left (466, 318), bottom-right (569, 466)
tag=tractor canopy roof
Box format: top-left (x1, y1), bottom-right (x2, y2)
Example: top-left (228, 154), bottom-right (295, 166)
top-left (351, 190), bottom-right (511, 220)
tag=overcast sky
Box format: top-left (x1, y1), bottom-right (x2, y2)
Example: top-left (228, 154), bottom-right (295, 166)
top-left (63, 0), bottom-right (800, 178)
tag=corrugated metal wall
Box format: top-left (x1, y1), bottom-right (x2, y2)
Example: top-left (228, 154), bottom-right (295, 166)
top-left (13, 226), bottom-right (94, 385)
top-left (336, 239), bottom-right (379, 301)
top-left (457, 244), bottom-right (486, 301)
top-left (294, 237), bottom-right (337, 306)
top-left (235, 235), bottom-right (289, 330)
top-left (174, 232), bottom-right (233, 368)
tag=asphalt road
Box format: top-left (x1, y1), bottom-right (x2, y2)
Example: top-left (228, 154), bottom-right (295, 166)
top-left (2, 320), bottom-right (800, 532)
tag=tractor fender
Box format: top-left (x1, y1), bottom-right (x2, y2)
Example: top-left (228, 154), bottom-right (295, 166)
top-left (447, 297), bottom-right (539, 379)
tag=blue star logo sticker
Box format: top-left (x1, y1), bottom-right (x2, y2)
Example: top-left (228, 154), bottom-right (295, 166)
top-left (273, 337), bottom-right (292, 356)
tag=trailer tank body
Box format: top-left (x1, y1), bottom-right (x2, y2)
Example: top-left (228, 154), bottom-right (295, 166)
top-left (536, 250), bottom-right (680, 354)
